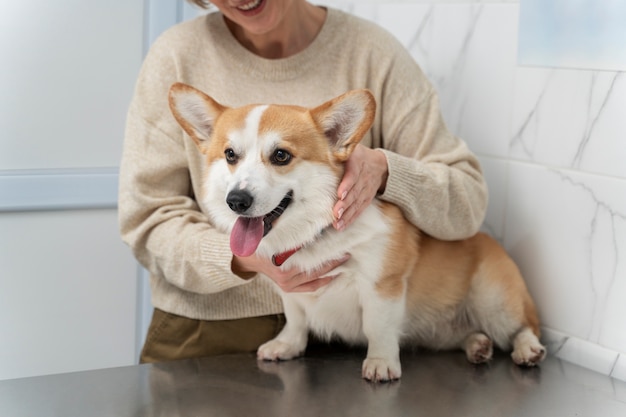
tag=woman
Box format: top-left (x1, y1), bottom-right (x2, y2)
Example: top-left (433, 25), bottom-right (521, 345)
top-left (119, 0), bottom-right (488, 363)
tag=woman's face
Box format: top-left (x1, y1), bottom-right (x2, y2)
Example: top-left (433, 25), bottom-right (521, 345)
top-left (210, 0), bottom-right (294, 36)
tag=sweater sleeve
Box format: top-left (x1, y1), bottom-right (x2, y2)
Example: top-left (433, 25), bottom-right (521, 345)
top-left (118, 33), bottom-right (254, 295)
top-left (372, 37), bottom-right (488, 240)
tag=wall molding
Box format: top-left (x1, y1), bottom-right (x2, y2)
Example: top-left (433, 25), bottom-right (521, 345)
top-left (542, 327), bottom-right (626, 383)
top-left (0, 168), bottom-right (119, 212)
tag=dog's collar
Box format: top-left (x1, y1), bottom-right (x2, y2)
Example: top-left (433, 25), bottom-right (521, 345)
top-left (270, 225), bottom-right (331, 267)
top-left (271, 247), bottom-right (301, 267)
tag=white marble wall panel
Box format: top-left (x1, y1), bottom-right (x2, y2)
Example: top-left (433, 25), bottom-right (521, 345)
top-left (505, 164), bottom-right (626, 351)
top-left (511, 69), bottom-right (626, 178)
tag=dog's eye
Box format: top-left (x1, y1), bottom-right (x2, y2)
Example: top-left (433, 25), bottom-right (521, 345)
top-left (271, 149), bottom-right (292, 165)
top-left (224, 148), bottom-right (238, 164)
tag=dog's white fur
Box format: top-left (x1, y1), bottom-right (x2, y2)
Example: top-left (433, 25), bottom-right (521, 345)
top-left (169, 83), bottom-right (547, 382)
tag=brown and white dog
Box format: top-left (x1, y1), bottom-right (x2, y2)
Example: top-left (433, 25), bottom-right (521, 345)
top-left (168, 83), bottom-right (546, 382)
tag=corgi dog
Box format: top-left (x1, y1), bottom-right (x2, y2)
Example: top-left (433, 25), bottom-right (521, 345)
top-left (168, 83), bottom-right (546, 382)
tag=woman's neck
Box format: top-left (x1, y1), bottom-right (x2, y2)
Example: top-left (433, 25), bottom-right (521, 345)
top-left (226, 4), bottom-right (326, 59)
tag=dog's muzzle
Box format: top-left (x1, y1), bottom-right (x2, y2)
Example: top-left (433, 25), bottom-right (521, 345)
top-left (226, 190), bottom-right (294, 236)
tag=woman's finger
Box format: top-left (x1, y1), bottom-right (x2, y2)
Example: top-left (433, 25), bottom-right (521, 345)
top-left (281, 254), bottom-right (350, 293)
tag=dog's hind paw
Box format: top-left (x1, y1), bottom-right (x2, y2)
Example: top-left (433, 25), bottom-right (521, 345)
top-left (362, 357), bottom-right (402, 382)
top-left (511, 328), bottom-right (547, 367)
top-left (464, 332), bottom-right (493, 364)
top-left (257, 339), bottom-right (304, 361)
top-left (511, 344), bottom-right (546, 367)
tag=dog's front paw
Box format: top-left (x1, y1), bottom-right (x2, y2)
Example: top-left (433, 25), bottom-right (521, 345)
top-left (362, 357), bottom-right (402, 382)
top-left (257, 339), bottom-right (304, 361)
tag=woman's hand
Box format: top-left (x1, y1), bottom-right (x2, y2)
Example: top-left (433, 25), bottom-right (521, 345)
top-left (333, 145), bottom-right (388, 231)
top-left (232, 253), bottom-right (350, 293)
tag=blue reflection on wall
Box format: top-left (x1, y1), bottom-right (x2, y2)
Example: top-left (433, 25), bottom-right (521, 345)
top-left (518, 0), bottom-right (626, 71)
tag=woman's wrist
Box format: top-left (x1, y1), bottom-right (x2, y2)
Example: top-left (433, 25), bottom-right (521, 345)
top-left (231, 255), bottom-right (257, 280)
top-left (375, 149), bottom-right (389, 195)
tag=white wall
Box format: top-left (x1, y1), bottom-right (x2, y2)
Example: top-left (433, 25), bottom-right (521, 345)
top-left (0, 210), bottom-right (138, 379)
top-left (324, 0), bottom-right (626, 381)
top-left (0, 1), bottom-right (143, 170)
top-left (0, 0), bottom-right (206, 381)
top-left (0, 1), bottom-right (144, 380)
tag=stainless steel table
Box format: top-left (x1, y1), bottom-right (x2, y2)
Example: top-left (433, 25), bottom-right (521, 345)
top-left (2, 349), bottom-right (626, 416)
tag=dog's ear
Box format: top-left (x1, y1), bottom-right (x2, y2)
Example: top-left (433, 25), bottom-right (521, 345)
top-left (310, 89), bottom-right (376, 161)
top-left (168, 83), bottom-right (226, 150)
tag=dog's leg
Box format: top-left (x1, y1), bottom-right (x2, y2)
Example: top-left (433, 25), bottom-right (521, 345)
top-left (361, 295), bottom-right (404, 382)
top-left (463, 332), bottom-right (494, 364)
top-left (511, 327), bottom-right (546, 366)
top-left (257, 296), bottom-right (308, 361)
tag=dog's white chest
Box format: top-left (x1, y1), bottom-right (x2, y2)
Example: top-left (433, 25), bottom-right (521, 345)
top-left (275, 205), bottom-right (390, 345)
top-left (291, 274), bottom-right (368, 344)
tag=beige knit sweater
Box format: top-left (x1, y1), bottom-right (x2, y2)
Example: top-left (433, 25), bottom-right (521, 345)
top-left (119, 8), bottom-right (488, 320)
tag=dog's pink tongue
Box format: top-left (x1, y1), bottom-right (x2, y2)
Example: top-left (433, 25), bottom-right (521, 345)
top-left (230, 217), bottom-right (264, 257)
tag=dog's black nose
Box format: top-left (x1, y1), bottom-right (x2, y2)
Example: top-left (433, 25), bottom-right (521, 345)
top-left (226, 190), bottom-right (254, 214)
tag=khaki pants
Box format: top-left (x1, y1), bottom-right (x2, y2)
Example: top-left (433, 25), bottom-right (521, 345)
top-left (140, 309), bottom-right (287, 363)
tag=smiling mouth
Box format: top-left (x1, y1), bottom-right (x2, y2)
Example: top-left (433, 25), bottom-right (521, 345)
top-left (237, 0), bottom-right (263, 12)
top-left (229, 190), bottom-right (294, 257)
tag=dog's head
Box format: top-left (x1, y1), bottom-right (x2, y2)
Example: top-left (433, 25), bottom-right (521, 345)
top-left (169, 83), bottom-right (375, 258)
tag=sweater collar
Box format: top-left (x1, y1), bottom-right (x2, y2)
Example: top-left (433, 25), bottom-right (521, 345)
top-left (208, 8), bottom-right (344, 81)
